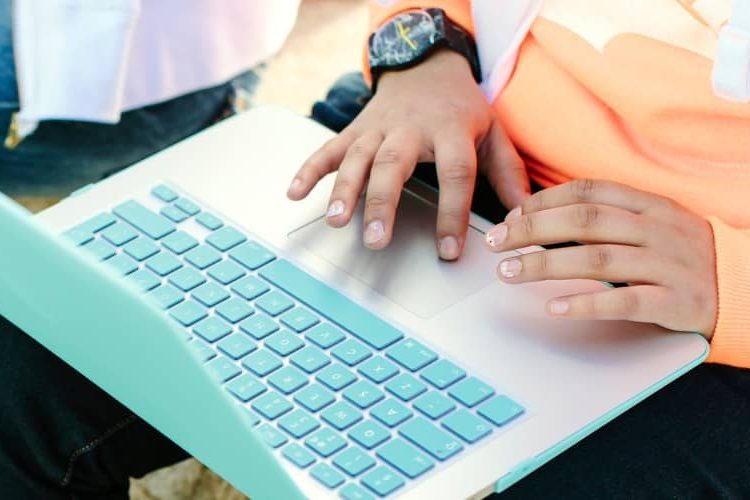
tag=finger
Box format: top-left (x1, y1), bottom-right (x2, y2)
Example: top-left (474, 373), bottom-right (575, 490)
top-left (362, 130), bottom-right (420, 250)
top-left (479, 120), bottom-right (530, 210)
top-left (546, 285), bottom-right (671, 324)
top-left (287, 129), bottom-right (357, 200)
top-left (325, 132), bottom-right (383, 227)
top-left (434, 130), bottom-right (478, 260)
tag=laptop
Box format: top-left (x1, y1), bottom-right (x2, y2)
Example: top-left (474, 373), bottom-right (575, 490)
top-left (0, 106), bottom-right (708, 499)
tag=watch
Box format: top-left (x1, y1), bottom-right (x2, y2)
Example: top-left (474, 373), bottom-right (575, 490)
top-left (368, 8), bottom-right (481, 90)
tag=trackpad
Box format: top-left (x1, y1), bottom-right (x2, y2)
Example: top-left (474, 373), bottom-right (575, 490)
top-left (288, 190), bottom-right (501, 318)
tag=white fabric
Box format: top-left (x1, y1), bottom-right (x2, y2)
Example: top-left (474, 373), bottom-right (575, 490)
top-left (713, 0), bottom-right (750, 102)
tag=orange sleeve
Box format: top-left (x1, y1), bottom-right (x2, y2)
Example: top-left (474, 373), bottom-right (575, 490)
top-left (705, 217), bottom-right (750, 368)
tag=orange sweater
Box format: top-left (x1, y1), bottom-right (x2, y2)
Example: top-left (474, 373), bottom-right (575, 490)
top-left (367, 0), bottom-right (750, 368)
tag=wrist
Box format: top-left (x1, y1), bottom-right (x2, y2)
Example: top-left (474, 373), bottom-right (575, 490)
top-left (377, 48), bottom-right (474, 92)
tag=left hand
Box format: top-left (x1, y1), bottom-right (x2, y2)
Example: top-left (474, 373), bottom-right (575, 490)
top-left (485, 179), bottom-right (718, 339)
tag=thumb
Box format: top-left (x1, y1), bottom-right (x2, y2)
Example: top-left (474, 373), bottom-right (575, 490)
top-left (478, 120), bottom-right (530, 209)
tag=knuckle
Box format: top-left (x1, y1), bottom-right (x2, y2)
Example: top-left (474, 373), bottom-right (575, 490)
top-left (440, 162), bottom-right (474, 186)
top-left (588, 246), bottom-right (612, 272)
top-left (619, 291), bottom-right (640, 317)
top-left (347, 141), bottom-right (371, 158)
top-left (534, 251), bottom-right (550, 276)
top-left (574, 204), bottom-right (600, 229)
top-left (572, 178), bottom-right (597, 202)
top-left (365, 193), bottom-right (393, 213)
top-left (520, 214), bottom-right (535, 239)
top-left (332, 176), bottom-right (356, 193)
top-left (373, 148), bottom-right (403, 169)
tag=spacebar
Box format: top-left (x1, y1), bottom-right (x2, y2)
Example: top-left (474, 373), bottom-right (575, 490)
top-left (259, 259), bottom-right (403, 350)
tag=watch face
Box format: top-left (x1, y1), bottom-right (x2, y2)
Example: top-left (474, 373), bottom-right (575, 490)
top-left (371, 10), bottom-right (439, 66)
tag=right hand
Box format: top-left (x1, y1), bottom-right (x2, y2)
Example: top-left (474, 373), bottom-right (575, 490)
top-left (287, 49), bottom-right (530, 260)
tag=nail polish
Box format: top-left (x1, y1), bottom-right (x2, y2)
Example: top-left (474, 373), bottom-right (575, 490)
top-left (439, 236), bottom-right (459, 260)
top-left (499, 258), bottom-right (522, 279)
top-left (364, 220), bottom-right (385, 245)
top-left (327, 200), bottom-right (345, 218)
top-left (485, 224), bottom-right (508, 248)
top-left (549, 300), bottom-right (570, 315)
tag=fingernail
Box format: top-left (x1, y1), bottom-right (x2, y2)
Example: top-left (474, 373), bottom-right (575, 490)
top-left (549, 300), bottom-right (570, 315)
top-left (439, 236), bottom-right (459, 260)
top-left (364, 220), bottom-right (385, 246)
top-left (505, 206), bottom-right (522, 222)
top-left (499, 258), bottom-right (522, 279)
top-left (288, 178), bottom-right (302, 194)
top-left (485, 224), bottom-right (508, 248)
top-left (326, 200), bottom-right (345, 218)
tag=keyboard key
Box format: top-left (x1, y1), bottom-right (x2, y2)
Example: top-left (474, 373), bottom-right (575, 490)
top-left (278, 408), bottom-right (319, 438)
top-left (260, 260), bottom-right (403, 350)
top-left (321, 401), bottom-right (362, 430)
top-left (168, 266), bottom-right (206, 292)
top-left (101, 223), bottom-right (138, 246)
top-left (343, 380), bottom-right (384, 409)
top-left (193, 316), bottom-right (232, 342)
top-left (386, 338), bottom-right (437, 372)
top-left (282, 443), bottom-right (315, 469)
top-left (385, 374), bottom-right (427, 402)
top-left (244, 408), bottom-right (261, 427)
top-left (230, 275), bottom-right (269, 301)
top-left (340, 483), bottom-right (375, 500)
top-left (256, 291), bottom-right (294, 316)
top-left (215, 298), bottom-right (254, 323)
top-left (207, 260), bottom-right (245, 285)
top-left (279, 306), bottom-right (319, 333)
top-left (174, 197), bottom-right (201, 216)
top-left (448, 377), bottom-right (495, 408)
top-left (169, 300), bottom-right (207, 326)
top-left (151, 184), bottom-right (178, 202)
top-left (361, 466), bottom-right (404, 497)
top-left (268, 365), bottom-right (308, 394)
top-left (242, 349), bottom-right (282, 376)
top-left (257, 423), bottom-right (287, 448)
top-left (63, 226), bottom-right (94, 246)
top-left (376, 438), bottom-right (434, 479)
top-left (162, 231), bottom-right (198, 254)
top-left (371, 399), bottom-right (413, 428)
top-left (420, 359), bottom-right (466, 390)
top-left (84, 239), bottom-right (116, 261)
top-left (192, 282), bottom-right (230, 307)
top-left (358, 357), bottom-right (399, 384)
top-left (239, 314), bottom-right (279, 340)
top-left (290, 345), bottom-right (330, 373)
top-left (252, 391), bottom-right (293, 420)
top-left (310, 462), bottom-right (345, 489)
top-left (478, 395), bottom-right (525, 426)
top-left (107, 253), bottom-right (138, 276)
top-left (185, 245), bottom-right (221, 270)
top-left (205, 355), bottom-right (241, 383)
top-left (414, 392), bottom-right (456, 420)
top-left (146, 252), bottom-right (182, 276)
top-left (196, 212), bottom-right (223, 231)
top-left (113, 200), bottom-right (175, 239)
top-left (217, 333), bottom-right (257, 359)
top-left (206, 226), bottom-right (246, 251)
top-left (148, 284), bottom-right (184, 310)
top-left (161, 205), bottom-right (189, 223)
top-left (265, 330), bottom-right (304, 357)
top-left (333, 447), bottom-right (375, 477)
top-left (229, 241), bottom-right (276, 270)
top-left (442, 409), bottom-right (492, 444)
top-left (316, 363), bottom-right (356, 391)
top-left (225, 373), bottom-right (266, 402)
top-left (188, 339), bottom-right (216, 363)
top-left (305, 427), bottom-right (347, 458)
top-left (128, 268), bottom-right (160, 291)
top-left (399, 417), bottom-right (464, 461)
top-left (332, 339), bottom-right (372, 366)
top-left (306, 323), bottom-right (345, 349)
top-left (78, 212), bottom-right (117, 233)
top-left (123, 237), bottom-right (160, 261)
top-left (294, 383), bottom-right (336, 412)
top-left (348, 420), bottom-right (390, 449)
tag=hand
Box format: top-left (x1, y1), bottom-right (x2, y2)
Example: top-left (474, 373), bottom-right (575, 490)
top-left (287, 49), bottom-right (530, 260)
top-left (485, 179), bottom-right (718, 338)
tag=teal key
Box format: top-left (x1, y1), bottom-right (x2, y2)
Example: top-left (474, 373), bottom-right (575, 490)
top-left (206, 226), bottom-right (246, 251)
top-left (193, 316), bottom-right (232, 342)
top-left (340, 483), bottom-right (375, 500)
top-left (162, 231), bottom-right (198, 254)
top-left (321, 401), bottom-right (363, 430)
top-left (192, 282), bottom-right (230, 307)
top-left (230, 275), bottom-right (269, 300)
top-left (376, 438), bottom-right (434, 479)
top-left (174, 197), bottom-right (201, 216)
top-left (146, 252), bottom-right (182, 276)
top-left (361, 466), bottom-right (404, 497)
top-left (448, 377), bottom-right (495, 408)
top-left (478, 395), bottom-right (525, 426)
top-left (256, 291), bottom-right (294, 316)
top-left (244, 408), bottom-right (261, 427)
top-left (184, 245), bottom-right (221, 270)
top-left (147, 284), bottom-right (184, 310)
top-left (63, 226), bottom-right (94, 246)
top-left (310, 462), bottom-right (345, 489)
top-left (205, 355), bottom-right (241, 382)
top-left (160, 204), bottom-right (189, 223)
top-left (196, 212), bottom-right (223, 231)
top-left (268, 365), bottom-right (308, 394)
top-left (217, 333), bottom-right (257, 359)
top-left (399, 417), bottom-right (464, 461)
top-left (107, 253), bottom-right (138, 276)
top-left (358, 357), bottom-right (399, 384)
top-left (305, 427), bottom-right (347, 458)
top-left (242, 349), bottom-right (282, 376)
top-left (282, 443), bottom-right (316, 468)
top-left (305, 323), bottom-right (345, 349)
top-left (225, 373), bottom-right (266, 402)
top-left (257, 423), bottom-right (287, 448)
top-left (239, 313), bottom-right (279, 340)
top-left (385, 374), bottom-right (427, 402)
top-left (333, 447), bottom-right (375, 477)
top-left (290, 345), bottom-right (330, 373)
top-left (188, 339), bottom-right (216, 363)
top-left (420, 359), bottom-right (466, 390)
top-left (123, 237), bottom-right (159, 261)
top-left (294, 383), bottom-right (336, 412)
top-left (169, 300), bottom-right (207, 326)
top-left (215, 298), bottom-right (254, 323)
top-left (331, 339), bottom-right (372, 366)
top-left (128, 268), bottom-right (160, 292)
top-left (442, 409), bottom-right (492, 444)
top-left (101, 223), bottom-right (138, 246)
top-left (83, 239), bottom-right (116, 261)
top-left (371, 399), bottom-right (412, 428)
top-left (113, 200), bottom-right (175, 239)
top-left (278, 408), bottom-right (319, 438)
top-left (78, 212), bottom-right (117, 233)
top-left (168, 266), bottom-right (206, 292)
top-left (229, 241), bottom-right (276, 270)
top-left (386, 338), bottom-right (437, 372)
top-left (343, 380), bottom-right (384, 409)
top-left (414, 392), bottom-right (456, 420)
top-left (279, 306), bottom-right (319, 333)
top-left (316, 363), bottom-right (356, 391)
top-left (348, 420), bottom-right (390, 449)
top-left (265, 329), bottom-right (304, 357)
top-left (151, 184), bottom-right (178, 202)
top-left (251, 391), bottom-right (293, 420)
top-left (207, 260), bottom-right (245, 285)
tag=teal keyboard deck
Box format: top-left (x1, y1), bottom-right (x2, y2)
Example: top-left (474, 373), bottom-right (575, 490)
top-left (63, 185), bottom-right (526, 498)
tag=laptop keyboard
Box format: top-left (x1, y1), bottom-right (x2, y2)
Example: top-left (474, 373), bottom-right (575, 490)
top-left (62, 184), bottom-right (525, 498)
